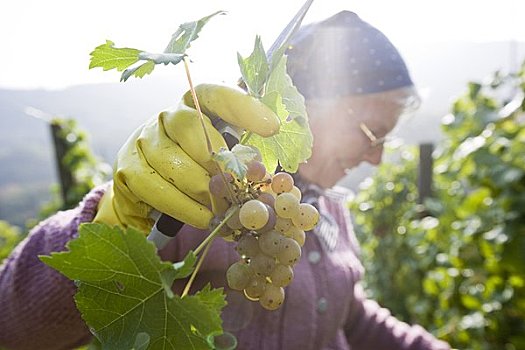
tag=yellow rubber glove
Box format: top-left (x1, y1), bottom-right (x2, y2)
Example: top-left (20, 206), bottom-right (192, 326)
top-left (94, 84), bottom-right (280, 233)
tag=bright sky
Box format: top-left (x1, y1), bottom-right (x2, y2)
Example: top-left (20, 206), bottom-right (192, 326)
top-left (0, 0), bottom-right (523, 90)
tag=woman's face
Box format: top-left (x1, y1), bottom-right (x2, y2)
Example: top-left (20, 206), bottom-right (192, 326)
top-left (298, 91), bottom-right (404, 188)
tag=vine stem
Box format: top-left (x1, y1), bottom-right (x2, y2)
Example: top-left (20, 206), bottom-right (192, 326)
top-left (182, 57), bottom-right (240, 206)
top-left (183, 57), bottom-right (213, 155)
top-left (181, 240), bottom-right (212, 298)
top-left (193, 206), bottom-right (238, 256)
top-left (181, 206), bottom-right (239, 298)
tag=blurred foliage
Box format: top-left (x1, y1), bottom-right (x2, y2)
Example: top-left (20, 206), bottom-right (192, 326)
top-left (351, 64), bottom-right (525, 350)
top-left (34, 118), bottom-right (110, 224)
top-left (1, 118), bottom-right (110, 260)
top-left (0, 220), bottom-right (23, 262)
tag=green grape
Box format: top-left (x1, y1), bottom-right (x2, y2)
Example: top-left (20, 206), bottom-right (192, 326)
top-left (259, 285), bottom-right (285, 310)
top-left (274, 192), bottom-right (300, 219)
top-left (269, 264), bottom-right (294, 287)
top-left (226, 261), bottom-right (253, 291)
top-left (277, 237), bottom-right (302, 266)
top-left (286, 226), bottom-right (306, 246)
top-left (239, 200), bottom-right (269, 230)
top-left (236, 233), bottom-right (261, 258)
top-left (291, 203), bottom-right (320, 231)
top-left (249, 253), bottom-right (276, 277)
top-left (290, 186), bottom-right (302, 201)
top-left (226, 206), bottom-right (243, 230)
top-left (271, 172), bottom-right (294, 194)
top-left (244, 275), bottom-right (267, 300)
top-left (246, 160), bottom-right (266, 182)
top-left (274, 216), bottom-right (292, 234)
top-left (258, 230), bottom-right (283, 256)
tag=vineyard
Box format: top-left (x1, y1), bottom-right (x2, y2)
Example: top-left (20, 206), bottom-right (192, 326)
top-left (351, 64), bottom-right (525, 350)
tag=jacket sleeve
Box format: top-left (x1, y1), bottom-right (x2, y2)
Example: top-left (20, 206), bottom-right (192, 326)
top-left (344, 284), bottom-right (451, 350)
top-left (0, 184), bottom-right (108, 350)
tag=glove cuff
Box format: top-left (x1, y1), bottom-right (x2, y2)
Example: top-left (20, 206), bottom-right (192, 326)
top-left (93, 183), bottom-right (122, 227)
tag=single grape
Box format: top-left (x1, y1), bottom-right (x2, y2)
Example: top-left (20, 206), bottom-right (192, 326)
top-left (269, 264), bottom-right (294, 287)
top-left (236, 233), bottom-right (261, 258)
top-left (226, 206), bottom-right (243, 230)
top-left (209, 173), bottom-right (234, 198)
top-left (258, 230), bottom-right (283, 256)
top-left (226, 261), bottom-right (253, 291)
top-left (274, 216), bottom-right (293, 234)
top-left (290, 186), bottom-right (302, 201)
top-left (259, 285), bottom-right (285, 310)
top-left (257, 192), bottom-right (275, 208)
top-left (239, 200), bottom-right (269, 230)
top-left (271, 172), bottom-right (294, 194)
top-left (274, 192), bottom-right (300, 219)
top-left (246, 160), bottom-right (266, 182)
top-left (286, 226), bottom-right (306, 247)
top-left (244, 275), bottom-right (267, 300)
top-left (277, 237), bottom-right (302, 266)
top-left (291, 203), bottom-right (320, 231)
top-left (249, 253), bottom-right (276, 277)
top-left (258, 205), bottom-right (276, 233)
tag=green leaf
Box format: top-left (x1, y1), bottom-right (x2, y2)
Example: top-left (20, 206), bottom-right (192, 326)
top-left (213, 147), bottom-right (247, 179)
top-left (164, 11), bottom-right (226, 54)
top-left (246, 56), bottom-right (312, 172)
top-left (40, 223), bottom-right (225, 350)
top-left (121, 61), bottom-right (156, 82)
top-left (238, 35), bottom-right (269, 97)
top-left (89, 40), bottom-right (142, 72)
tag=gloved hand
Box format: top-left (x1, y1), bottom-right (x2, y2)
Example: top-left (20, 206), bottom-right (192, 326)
top-left (94, 84), bottom-right (280, 232)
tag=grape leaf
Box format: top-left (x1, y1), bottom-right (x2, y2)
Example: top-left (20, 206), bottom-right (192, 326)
top-left (237, 35), bottom-right (269, 97)
top-left (213, 147), bottom-right (247, 179)
top-left (89, 40), bottom-right (142, 72)
top-left (121, 61), bottom-right (156, 82)
top-left (213, 145), bottom-right (260, 179)
top-left (90, 11), bottom-right (224, 82)
top-left (40, 223), bottom-right (225, 350)
top-left (164, 11), bottom-right (226, 54)
top-left (246, 56), bottom-right (312, 172)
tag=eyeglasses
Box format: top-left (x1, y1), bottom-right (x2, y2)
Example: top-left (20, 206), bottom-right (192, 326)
top-left (359, 122), bottom-right (388, 148)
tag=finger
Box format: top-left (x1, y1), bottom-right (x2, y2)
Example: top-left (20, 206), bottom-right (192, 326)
top-left (183, 84), bottom-right (280, 137)
top-left (160, 105), bottom-right (227, 174)
top-left (137, 117), bottom-right (212, 207)
top-left (115, 127), bottom-right (213, 229)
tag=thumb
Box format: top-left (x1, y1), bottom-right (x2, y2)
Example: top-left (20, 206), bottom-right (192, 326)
top-left (183, 84), bottom-right (280, 138)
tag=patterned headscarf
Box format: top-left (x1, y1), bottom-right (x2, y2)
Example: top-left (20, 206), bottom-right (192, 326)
top-left (286, 11), bottom-right (414, 99)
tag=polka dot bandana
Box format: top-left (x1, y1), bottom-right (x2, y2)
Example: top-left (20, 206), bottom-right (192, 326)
top-left (286, 11), bottom-right (414, 99)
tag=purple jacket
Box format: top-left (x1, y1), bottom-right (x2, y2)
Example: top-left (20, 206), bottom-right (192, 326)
top-left (0, 184), bottom-right (450, 350)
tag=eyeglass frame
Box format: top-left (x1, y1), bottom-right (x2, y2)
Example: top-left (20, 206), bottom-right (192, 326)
top-left (359, 122), bottom-right (389, 148)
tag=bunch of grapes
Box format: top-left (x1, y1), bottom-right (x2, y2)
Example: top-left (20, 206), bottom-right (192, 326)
top-left (209, 160), bottom-right (319, 310)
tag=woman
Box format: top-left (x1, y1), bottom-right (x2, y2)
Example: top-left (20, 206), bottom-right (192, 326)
top-left (0, 11), bottom-right (449, 350)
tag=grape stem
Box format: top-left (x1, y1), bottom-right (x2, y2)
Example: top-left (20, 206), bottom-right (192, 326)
top-left (181, 206), bottom-right (239, 298)
top-left (240, 131), bottom-right (253, 145)
top-left (193, 206), bottom-right (239, 256)
top-left (183, 57), bottom-right (213, 155)
top-left (183, 57), bottom-right (240, 206)
top-left (181, 240), bottom-right (212, 298)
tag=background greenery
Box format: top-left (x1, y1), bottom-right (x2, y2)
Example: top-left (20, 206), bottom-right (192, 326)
top-left (351, 64), bottom-right (525, 349)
